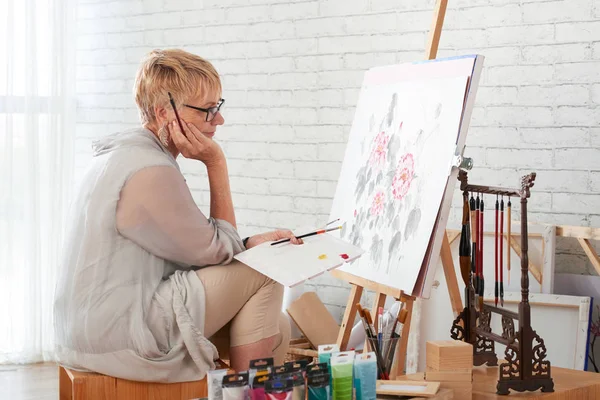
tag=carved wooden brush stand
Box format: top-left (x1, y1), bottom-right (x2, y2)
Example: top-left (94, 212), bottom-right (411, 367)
top-left (450, 170), bottom-right (554, 395)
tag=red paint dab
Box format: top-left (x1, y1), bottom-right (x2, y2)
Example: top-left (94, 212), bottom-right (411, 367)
top-left (340, 253), bottom-right (349, 260)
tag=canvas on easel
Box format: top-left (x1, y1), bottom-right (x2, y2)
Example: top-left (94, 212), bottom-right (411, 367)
top-left (323, 0), bottom-right (486, 378)
top-left (328, 58), bottom-right (483, 298)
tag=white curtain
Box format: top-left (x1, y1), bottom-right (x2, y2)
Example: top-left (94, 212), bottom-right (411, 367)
top-left (0, 0), bottom-right (76, 363)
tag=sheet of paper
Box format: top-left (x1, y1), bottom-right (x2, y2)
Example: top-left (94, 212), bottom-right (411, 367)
top-left (234, 233), bottom-right (364, 287)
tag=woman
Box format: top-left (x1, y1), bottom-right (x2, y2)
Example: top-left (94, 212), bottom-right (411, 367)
top-left (53, 49), bottom-right (301, 383)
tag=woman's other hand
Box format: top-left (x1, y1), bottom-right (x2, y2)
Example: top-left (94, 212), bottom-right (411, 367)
top-left (169, 119), bottom-right (224, 166)
top-left (245, 230), bottom-right (303, 249)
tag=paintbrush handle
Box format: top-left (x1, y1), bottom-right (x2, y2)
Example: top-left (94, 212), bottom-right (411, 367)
top-left (507, 202), bottom-right (511, 272)
top-left (271, 226), bottom-right (341, 245)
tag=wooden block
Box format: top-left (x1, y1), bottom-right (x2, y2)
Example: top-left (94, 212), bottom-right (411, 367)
top-left (410, 388), bottom-right (454, 400)
top-left (62, 367), bottom-right (117, 400)
top-left (425, 370), bottom-right (472, 382)
top-left (437, 381), bottom-right (470, 400)
top-left (376, 380), bottom-right (440, 397)
top-left (287, 292), bottom-right (339, 348)
top-left (115, 379), bottom-right (207, 400)
top-left (426, 341), bottom-right (472, 372)
top-left (377, 388), bottom-right (453, 400)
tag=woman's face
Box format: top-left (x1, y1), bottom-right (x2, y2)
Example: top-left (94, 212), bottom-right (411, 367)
top-left (158, 91), bottom-right (225, 141)
top-left (176, 93), bottom-right (225, 140)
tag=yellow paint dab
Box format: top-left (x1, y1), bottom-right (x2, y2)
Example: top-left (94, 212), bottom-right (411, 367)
top-left (318, 254), bottom-right (327, 260)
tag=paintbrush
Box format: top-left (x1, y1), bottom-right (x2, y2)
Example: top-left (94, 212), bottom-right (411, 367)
top-left (357, 305), bottom-right (388, 379)
top-left (479, 196), bottom-right (485, 312)
top-left (500, 197), bottom-right (505, 307)
top-left (475, 194), bottom-right (480, 310)
top-left (459, 193), bottom-right (471, 286)
top-left (495, 196), bottom-right (499, 307)
top-left (271, 225), bottom-right (342, 245)
top-left (384, 307), bottom-right (408, 376)
top-left (356, 304), bottom-right (376, 338)
top-left (507, 199), bottom-right (511, 285)
top-left (470, 193), bottom-right (477, 291)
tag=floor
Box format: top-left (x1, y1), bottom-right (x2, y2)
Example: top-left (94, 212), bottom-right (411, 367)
top-left (0, 363), bottom-right (58, 400)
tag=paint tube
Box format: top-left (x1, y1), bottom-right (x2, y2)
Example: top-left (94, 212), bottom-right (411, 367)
top-left (307, 373), bottom-right (330, 400)
top-left (265, 379), bottom-right (293, 400)
top-left (317, 344), bottom-right (340, 365)
top-left (249, 358), bottom-right (274, 387)
top-left (330, 352), bottom-right (355, 400)
top-left (208, 369), bottom-right (229, 400)
top-left (286, 371), bottom-right (306, 400)
top-left (306, 363), bottom-right (329, 377)
top-left (354, 352), bottom-right (377, 400)
top-left (222, 372), bottom-right (249, 400)
top-left (284, 360), bottom-right (309, 374)
top-left (250, 373), bottom-right (272, 400)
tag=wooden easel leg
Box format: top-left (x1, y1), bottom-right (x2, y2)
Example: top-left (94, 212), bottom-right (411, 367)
top-left (441, 233), bottom-right (464, 317)
top-left (337, 284), bottom-right (363, 351)
top-left (390, 296), bottom-right (414, 378)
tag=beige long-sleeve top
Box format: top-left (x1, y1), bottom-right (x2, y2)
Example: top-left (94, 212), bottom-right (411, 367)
top-left (53, 127), bottom-right (244, 382)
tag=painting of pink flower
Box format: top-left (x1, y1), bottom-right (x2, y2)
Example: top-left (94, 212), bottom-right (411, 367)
top-left (370, 190), bottom-right (385, 216)
top-left (392, 153), bottom-right (415, 200)
top-left (369, 131), bottom-right (390, 169)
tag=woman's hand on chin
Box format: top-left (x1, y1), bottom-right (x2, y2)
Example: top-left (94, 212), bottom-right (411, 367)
top-left (169, 119), bottom-right (224, 166)
top-left (245, 229), bottom-right (304, 249)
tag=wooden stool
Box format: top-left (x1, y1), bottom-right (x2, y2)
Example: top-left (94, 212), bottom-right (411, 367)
top-left (59, 366), bottom-right (207, 400)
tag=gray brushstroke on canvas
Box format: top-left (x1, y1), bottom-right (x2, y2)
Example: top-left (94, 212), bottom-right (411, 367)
top-left (370, 234), bottom-right (384, 265)
top-left (434, 102), bottom-right (442, 118)
top-left (404, 208), bottom-right (421, 241)
top-left (392, 215), bottom-right (401, 231)
top-left (385, 94), bottom-right (397, 128)
top-left (386, 202), bottom-right (396, 222)
top-left (355, 166), bottom-right (368, 202)
top-left (388, 231), bottom-right (402, 264)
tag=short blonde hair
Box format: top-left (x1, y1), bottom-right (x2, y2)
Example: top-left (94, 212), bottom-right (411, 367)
top-left (133, 49), bottom-right (222, 126)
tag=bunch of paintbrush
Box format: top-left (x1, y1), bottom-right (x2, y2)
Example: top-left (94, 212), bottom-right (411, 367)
top-left (356, 304), bottom-right (409, 379)
top-left (356, 305), bottom-right (388, 379)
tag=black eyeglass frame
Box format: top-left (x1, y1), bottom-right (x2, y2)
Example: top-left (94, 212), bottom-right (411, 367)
top-left (183, 99), bottom-right (225, 122)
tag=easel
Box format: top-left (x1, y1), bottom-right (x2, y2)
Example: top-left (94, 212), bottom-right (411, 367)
top-left (332, 0), bottom-right (465, 379)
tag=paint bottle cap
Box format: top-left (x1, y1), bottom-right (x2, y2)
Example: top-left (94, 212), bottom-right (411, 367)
top-left (253, 374), bottom-right (273, 388)
top-left (265, 379), bottom-right (293, 393)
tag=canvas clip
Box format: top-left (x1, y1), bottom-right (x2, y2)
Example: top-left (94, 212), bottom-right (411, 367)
top-left (452, 150), bottom-right (473, 171)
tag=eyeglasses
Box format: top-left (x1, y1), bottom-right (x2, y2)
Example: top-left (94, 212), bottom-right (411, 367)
top-left (184, 99), bottom-right (225, 122)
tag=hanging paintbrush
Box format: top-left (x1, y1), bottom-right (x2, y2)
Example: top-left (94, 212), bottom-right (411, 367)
top-left (494, 195), bottom-right (499, 307)
top-left (475, 194), bottom-right (480, 309)
top-left (507, 199), bottom-right (512, 285)
top-left (470, 193), bottom-right (477, 290)
top-left (479, 195), bottom-right (485, 312)
top-left (500, 197), bottom-right (505, 307)
top-left (459, 193), bottom-right (471, 286)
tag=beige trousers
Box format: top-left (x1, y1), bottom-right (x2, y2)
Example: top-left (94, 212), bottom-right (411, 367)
top-left (196, 260), bottom-right (291, 364)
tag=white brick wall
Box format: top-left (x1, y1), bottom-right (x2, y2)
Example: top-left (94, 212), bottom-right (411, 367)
top-left (75, 0), bottom-right (600, 318)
